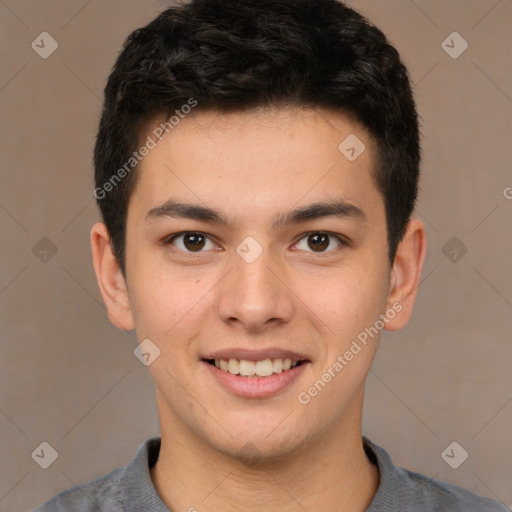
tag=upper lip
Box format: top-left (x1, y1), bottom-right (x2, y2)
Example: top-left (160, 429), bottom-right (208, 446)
top-left (202, 348), bottom-right (310, 362)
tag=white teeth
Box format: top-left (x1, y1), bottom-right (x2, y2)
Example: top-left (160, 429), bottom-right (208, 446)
top-left (273, 358), bottom-right (283, 373)
top-left (239, 360), bottom-right (256, 376)
top-left (213, 357), bottom-right (301, 377)
top-left (255, 359), bottom-right (274, 377)
top-left (228, 358), bottom-right (240, 374)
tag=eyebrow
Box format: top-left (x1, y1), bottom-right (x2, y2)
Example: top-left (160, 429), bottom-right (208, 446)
top-left (146, 198), bottom-right (367, 230)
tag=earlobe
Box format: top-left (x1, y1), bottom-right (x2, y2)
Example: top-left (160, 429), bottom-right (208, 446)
top-left (384, 219), bottom-right (427, 331)
top-left (90, 222), bottom-right (135, 331)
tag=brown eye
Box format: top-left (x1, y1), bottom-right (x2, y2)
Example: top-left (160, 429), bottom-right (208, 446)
top-left (307, 233), bottom-right (329, 251)
top-left (168, 232), bottom-right (215, 253)
top-left (183, 233), bottom-right (205, 251)
top-left (295, 232), bottom-right (344, 253)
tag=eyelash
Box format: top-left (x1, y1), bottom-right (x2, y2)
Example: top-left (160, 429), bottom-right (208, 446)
top-left (164, 231), bottom-right (349, 256)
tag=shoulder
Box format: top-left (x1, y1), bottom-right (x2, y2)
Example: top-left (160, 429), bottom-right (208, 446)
top-left (31, 437), bottom-right (163, 512)
top-left (394, 465), bottom-right (508, 511)
top-left (30, 466), bottom-right (124, 512)
top-left (364, 437), bottom-right (508, 512)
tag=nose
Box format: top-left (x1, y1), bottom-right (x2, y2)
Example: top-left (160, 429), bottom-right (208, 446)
top-left (215, 246), bottom-right (295, 334)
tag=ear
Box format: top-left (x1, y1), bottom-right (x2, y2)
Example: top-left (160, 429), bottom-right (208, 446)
top-left (90, 222), bottom-right (135, 331)
top-left (384, 219), bottom-right (427, 331)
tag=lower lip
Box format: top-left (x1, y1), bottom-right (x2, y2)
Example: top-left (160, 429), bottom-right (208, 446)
top-left (202, 361), bottom-right (309, 398)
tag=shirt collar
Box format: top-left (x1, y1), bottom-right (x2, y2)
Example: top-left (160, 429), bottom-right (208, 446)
top-left (120, 437), bottom-right (171, 512)
top-left (120, 436), bottom-right (394, 512)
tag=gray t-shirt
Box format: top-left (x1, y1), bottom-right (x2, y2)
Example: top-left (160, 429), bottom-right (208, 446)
top-left (32, 436), bottom-right (507, 511)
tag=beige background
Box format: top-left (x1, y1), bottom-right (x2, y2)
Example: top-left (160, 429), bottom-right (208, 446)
top-left (0, 1), bottom-right (510, 510)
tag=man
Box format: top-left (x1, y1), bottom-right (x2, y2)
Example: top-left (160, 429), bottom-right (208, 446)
top-left (33, 0), bottom-right (507, 510)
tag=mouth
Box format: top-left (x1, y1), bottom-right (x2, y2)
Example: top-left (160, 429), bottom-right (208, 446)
top-left (200, 350), bottom-right (311, 398)
top-left (203, 357), bottom-right (307, 377)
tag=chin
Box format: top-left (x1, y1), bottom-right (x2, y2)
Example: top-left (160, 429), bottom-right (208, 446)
top-left (201, 419), bottom-right (310, 464)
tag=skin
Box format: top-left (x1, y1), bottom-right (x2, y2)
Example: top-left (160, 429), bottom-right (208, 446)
top-left (91, 106), bottom-right (426, 511)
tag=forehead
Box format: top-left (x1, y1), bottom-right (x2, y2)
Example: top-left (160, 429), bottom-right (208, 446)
top-left (130, 107), bottom-right (383, 229)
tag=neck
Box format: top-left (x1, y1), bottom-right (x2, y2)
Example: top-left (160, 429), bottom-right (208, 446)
top-left (150, 396), bottom-right (379, 511)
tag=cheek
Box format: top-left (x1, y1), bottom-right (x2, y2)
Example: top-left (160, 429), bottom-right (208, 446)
top-left (312, 265), bottom-right (388, 335)
top-left (129, 262), bottom-right (208, 343)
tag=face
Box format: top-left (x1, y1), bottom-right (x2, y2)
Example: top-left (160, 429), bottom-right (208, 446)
top-left (111, 107), bottom-right (402, 458)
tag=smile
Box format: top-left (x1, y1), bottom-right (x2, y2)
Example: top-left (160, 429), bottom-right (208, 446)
top-left (205, 358), bottom-right (303, 377)
top-left (202, 355), bottom-right (310, 398)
